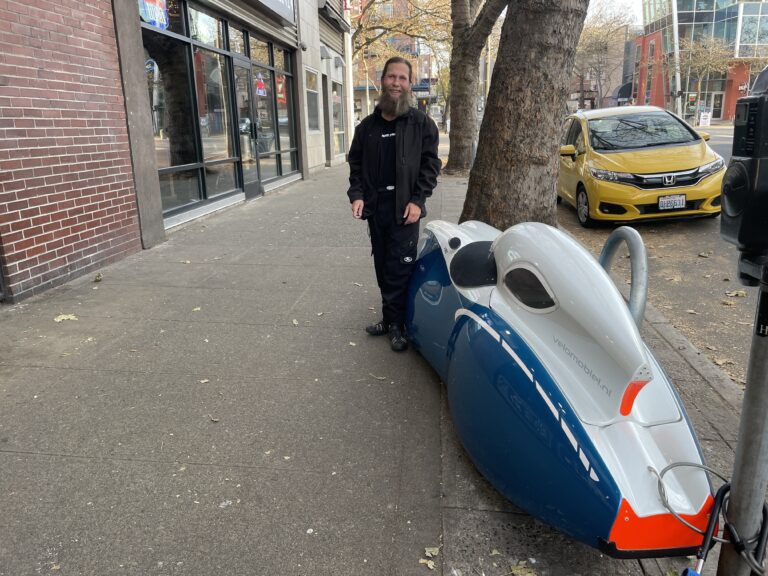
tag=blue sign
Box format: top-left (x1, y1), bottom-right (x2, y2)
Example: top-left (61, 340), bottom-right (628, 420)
top-left (138, 0), bottom-right (169, 31)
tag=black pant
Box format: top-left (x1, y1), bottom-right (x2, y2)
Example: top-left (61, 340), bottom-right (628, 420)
top-left (368, 192), bottom-right (419, 327)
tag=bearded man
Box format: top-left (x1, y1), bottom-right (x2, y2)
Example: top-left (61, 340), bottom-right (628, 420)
top-left (347, 57), bottom-right (441, 352)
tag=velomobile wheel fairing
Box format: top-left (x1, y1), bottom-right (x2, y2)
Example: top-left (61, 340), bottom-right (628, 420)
top-left (406, 220), bottom-right (714, 558)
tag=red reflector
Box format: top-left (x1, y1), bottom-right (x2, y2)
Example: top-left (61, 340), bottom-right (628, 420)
top-left (620, 380), bottom-right (649, 416)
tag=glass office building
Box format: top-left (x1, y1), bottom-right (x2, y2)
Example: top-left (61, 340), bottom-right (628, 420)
top-left (636, 0), bottom-right (766, 120)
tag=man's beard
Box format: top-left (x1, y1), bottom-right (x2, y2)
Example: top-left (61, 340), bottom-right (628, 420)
top-left (379, 86), bottom-right (412, 117)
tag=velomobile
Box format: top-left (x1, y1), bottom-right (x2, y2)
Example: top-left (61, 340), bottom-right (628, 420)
top-left (406, 220), bottom-right (713, 558)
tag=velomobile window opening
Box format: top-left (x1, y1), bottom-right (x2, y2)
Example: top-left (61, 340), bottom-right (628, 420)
top-left (504, 266), bottom-right (556, 311)
top-left (449, 241), bottom-right (497, 287)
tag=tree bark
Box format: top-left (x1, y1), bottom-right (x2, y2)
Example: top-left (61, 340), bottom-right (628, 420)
top-left (459, 0), bottom-right (588, 229)
top-left (444, 51), bottom-right (480, 172)
top-left (443, 0), bottom-right (509, 174)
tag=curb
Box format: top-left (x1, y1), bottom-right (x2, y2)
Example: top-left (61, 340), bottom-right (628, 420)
top-left (644, 297), bottom-right (744, 413)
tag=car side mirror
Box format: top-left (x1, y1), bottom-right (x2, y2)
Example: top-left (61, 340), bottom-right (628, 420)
top-left (698, 131), bottom-right (711, 141)
top-left (559, 144), bottom-right (577, 157)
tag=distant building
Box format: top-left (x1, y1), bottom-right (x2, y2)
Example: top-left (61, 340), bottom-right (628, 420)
top-left (634, 0), bottom-right (767, 121)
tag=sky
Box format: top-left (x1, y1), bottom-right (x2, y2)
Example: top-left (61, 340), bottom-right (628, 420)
top-left (588, 0), bottom-right (644, 24)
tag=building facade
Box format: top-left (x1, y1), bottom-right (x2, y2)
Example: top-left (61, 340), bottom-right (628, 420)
top-left (634, 0), bottom-right (768, 121)
top-left (0, 0), bottom-right (352, 302)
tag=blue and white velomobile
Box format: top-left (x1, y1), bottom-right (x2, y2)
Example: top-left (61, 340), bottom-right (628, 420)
top-left (407, 220), bottom-right (714, 558)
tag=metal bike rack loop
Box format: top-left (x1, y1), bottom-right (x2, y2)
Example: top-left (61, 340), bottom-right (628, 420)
top-left (598, 226), bottom-right (648, 328)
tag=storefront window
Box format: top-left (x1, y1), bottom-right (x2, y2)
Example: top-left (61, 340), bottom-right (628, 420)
top-left (254, 67), bottom-right (276, 155)
top-left (160, 171), bottom-right (201, 211)
top-left (205, 163), bottom-right (236, 197)
top-left (276, 75), bottom-right (295, 150)
top-left (140, 0), bottom-right (300, 211)
top-left (332, 81), bottom-right (345, 154)
top-left (229, 25), bottom-right (246, 55)
top-left (276, 49), bottom-right (291, 72)
top-left (306, 70), bottom-right (320, 131)
top-left (189, 4), bottom-right (224, 49)
top-left (251, 38), bottom-right (271, 66)
top-left (193, 47), bottom-right (234, 162)
top-left (143, 30), bottom-right (197, 169)
top-left (138, 0), bottom-right (185, 34)
top-left (260, 155), bottom-right (278, 180)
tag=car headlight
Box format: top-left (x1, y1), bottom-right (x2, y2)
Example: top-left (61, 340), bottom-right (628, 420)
top-left (589, 167), bottom-right (634, 182)
top-left (698, 156), bottom-right (724, 177)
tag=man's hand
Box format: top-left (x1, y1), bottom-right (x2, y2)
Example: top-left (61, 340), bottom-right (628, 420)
top-left (403, 202), bottom-right (421, 225)
top-left (351, 199), bottom-right (364, 219)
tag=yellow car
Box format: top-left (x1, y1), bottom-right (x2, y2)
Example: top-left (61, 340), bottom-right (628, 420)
top-left (557, 106), bottom-right (724, 227)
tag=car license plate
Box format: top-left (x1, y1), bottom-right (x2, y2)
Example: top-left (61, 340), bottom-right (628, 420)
top-left (658, 194), bottom-right (686, 210)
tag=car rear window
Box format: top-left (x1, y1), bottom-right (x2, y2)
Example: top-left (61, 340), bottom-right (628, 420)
top-left (587, 112), bottom-right (698, 151)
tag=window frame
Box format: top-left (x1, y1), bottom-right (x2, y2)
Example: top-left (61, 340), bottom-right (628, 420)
top-left (305, 68), bottom-right (321, 132)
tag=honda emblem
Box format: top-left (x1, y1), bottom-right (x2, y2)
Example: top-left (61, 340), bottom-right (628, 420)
top-left (662, 174), bottom-right (676, 186)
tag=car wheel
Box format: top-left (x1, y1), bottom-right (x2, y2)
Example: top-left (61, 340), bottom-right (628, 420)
top-left (576, 186), bottom-right (595, 228)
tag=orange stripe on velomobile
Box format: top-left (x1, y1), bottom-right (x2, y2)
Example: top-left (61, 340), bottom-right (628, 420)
top-left (608, 496), bottom-right (715, 553)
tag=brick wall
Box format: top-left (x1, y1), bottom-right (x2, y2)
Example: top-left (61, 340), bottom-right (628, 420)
top-left (0, 0), bottom-right (142, 302)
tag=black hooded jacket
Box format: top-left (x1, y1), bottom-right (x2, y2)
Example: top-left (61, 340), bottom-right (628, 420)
top-left (347, 106), bottom-right (440, 220)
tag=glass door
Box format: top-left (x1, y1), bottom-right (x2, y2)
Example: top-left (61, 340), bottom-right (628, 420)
top-left (710, 92), bottom-right (724, 119)
top-left (233, 61), bottom-right (261, 197)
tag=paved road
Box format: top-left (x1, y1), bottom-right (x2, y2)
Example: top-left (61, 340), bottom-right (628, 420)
top-left (558, 124), bottom-right (758, 386)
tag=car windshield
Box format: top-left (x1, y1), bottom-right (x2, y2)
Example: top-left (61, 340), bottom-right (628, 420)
top-left (587, 112), bottom-right (698, 151)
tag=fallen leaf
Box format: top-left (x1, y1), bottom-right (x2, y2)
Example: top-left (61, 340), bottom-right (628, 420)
top-left (490, 549), bottom-right (501, 556)
top-left (353, 282), bottom-right (363, 287)
top-left (54, 314), bottom-right (78, 322)
top-left (508, 565), bottom-right (536, 576)
top-left (698, 252), bottom-right (712, 258)
top-left (714, 358), bottom-right (734, 366)
top-left (368, 306), bottom-right (376, 311)
top-left (292, 319), bottom-right (299, 326)
top-left (424, 547), bottom-right (439, 558)
top-left (93, 273), bottom-right (102, 282)
top-left (666, 570), bottom-right (680, 576)
top-left (349, 342), bottom-right (357, 346)
top-left (316, 312), bottom-right (324, 316)
top-left (180, 260), bottom-right (191, 264)
top-left (208, 414), bottom-right (219, 423)
top-left (199, 379), bottom-right (210, 384)
top-left (721, 300), bottom-right (736, 306)
top-left (418, 558), bottom-right (436, 570)
top-left (369, 373), bottom-right (387, 380)
top-left (726, 290), bottom-right (747, 297)
top-left (665, 276), bottom-right (681, 282)
top-left (706, 345), bottom-right (718, 351)
top-left (192, 307), bottom-right (201, 312)
top-left (686, 309), bottom-right (699, 315)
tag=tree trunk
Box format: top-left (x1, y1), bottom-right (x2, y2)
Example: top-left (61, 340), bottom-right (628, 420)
top-left (443, 48), bottom-right (480, 173)
top-left (460, 0), bottom-right (589, 229)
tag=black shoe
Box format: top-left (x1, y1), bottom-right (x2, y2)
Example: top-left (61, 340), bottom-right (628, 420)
top-left (365, 321), bottom-right (387, 336)
top-left (388, 323), bottom-right (408, 352)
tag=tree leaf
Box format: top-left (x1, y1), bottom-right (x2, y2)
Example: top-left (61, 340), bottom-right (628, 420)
top-left (54, 314), bottom-right (78, 322)
top-left (418, 559), bottom-right (436, 570)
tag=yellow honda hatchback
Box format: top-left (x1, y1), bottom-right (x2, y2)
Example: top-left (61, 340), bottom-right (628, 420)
top-left (557, 106), bottom-right (724, 227)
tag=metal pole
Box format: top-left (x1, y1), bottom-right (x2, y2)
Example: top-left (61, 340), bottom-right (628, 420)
top-left (717, 270), bottom-right (768, 576)
top-left (671, 0), bottom-right (683, 117)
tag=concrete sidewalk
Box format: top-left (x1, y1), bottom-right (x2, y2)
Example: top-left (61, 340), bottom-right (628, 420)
top-left (0, 167), bottom-right (744, 575)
